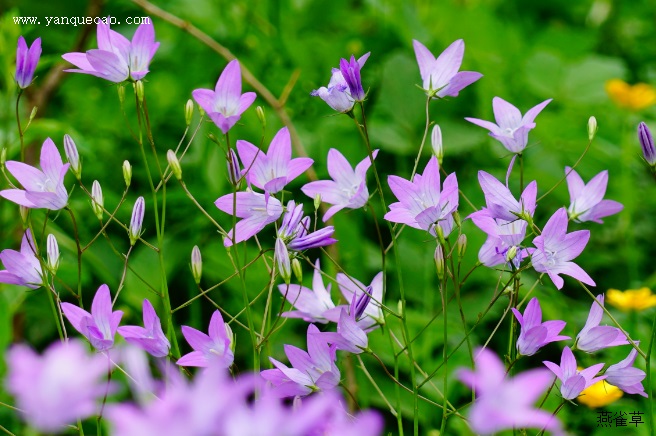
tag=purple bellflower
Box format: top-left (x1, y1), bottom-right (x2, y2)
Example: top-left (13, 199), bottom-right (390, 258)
top-left (62, 20), bottom-right (159, 82)
top-left (237, 127), bottom-right (314, 195)
top-left (324, 271), bottom-right (384, 331)
top-left (0, 138), bottom-right (69, 210)
top-left (61, 284), bottom-right (124, 351)
top-left (531, 208), bottom-right (595, 290)
top-left (638, 122), bottom-right (656, 166)
top-left (340, 55), bottom-right (367, 101)
top-left (457, 347), bottom-right (563, 436)
top-left (412, 39), bottom-right (482, 99)
top-left (301, 148), bottom-right (378, 222)
top-left (279, 259), bottom-right (336, 323)
top-left (605, 349), bottom-right (648, 397)
top-left (475, 171), bottom-right (537, 222)
top-left (465, 97), bottom-right (551, 154)
top-left (321, 291), bottom-right (370, 354)
top-left (511, 297), bottom-right (570, 356)
top-left (469, 214), bottom-right (529, 268)
top-left (575, 294), bottom-right (630, 353)
top-left (543, 346), bottom-right (606, 400)
top-left (178, 310), bottom-right (234, 368)
top-left (384, 156), bottom-right (458, 237)
top-left (0, 229), bottom-right (44, 289)
top-left (15, 36), bottom-right (42, 89)
top-left (118, 299), bottom-right (170, 358)
top-left (565, 167), bottom-right (623, 223)
top-left (261, 324), bottom-right (340, 398)
top-left (214, 190), bottom-right (283, 246)
top-left (311, 53), bottom-right (370, 113)
top-left (6, 340), bottom-right (108, 432)
top-left (192, 59), bottom-right (257, 134)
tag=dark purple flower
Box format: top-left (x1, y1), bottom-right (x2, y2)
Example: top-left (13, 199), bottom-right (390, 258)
top-left (0, 229), bottom-right (43, 289)
top-left (321, 291), bottom-right (370, 354)
top-left (512, 297), bottom-right (570, 356)
top-left (638, 122), bottom-right (656, 165)
top-left (565, 167), bottom-right (623, 223)
top-left (178, 310), bottom-right (234, 368)
top-left (575, 294), bottom-right (630, 352)
top-left (311, 53), bottom-right (370, 113)
top-left (543, 346), bottom-right (606, 400)
top-left (605, 349), bottom-right (647, 397)
top-left (279, 259), bottom-right (336, 323)
top-left (339, 55), bottom-right (366, 101)
top-left (118, 299), bottom-right (170, 358)
top-left (214, 190), bottom-right (283, 246)
top-left (15, 36), bottom-right (41, 89)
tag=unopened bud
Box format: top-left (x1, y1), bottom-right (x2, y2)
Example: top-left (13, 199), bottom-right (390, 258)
top-left (91, 180), bottom-right (104, 220)
top-left (291, 258), bottom-right (303, 283)
top-left (1, 148), bottom-right (6, 165)
top-left (118, 85), bottom-right (125, 104)
top-left (397, 300), bottom-right (403, 317)
top-left (135, 80), bottom-right (144, 103)
top-left (198, 105), bottom-right (205, 117)
top-left (638, 122), bottom-right (656, 166)
top-left (588, 116), bottom-right (598, 141)
top-left (46, 234), bottom-right (60, 273)
top-left (167, 150), bottom-right (182, 180)
top-left (64, 134), bottom-right (81, 178)
top-left (256, 106), bottom-right (266, 129)
top-left (225, 323), bottom-right (236, 353)
top-left (226, 149), bottom-right (241, 187)
top-left (19, 206), bottom-right (29, 226)
top-left (129, 197), bottom-right (145, 245)
top-left (191, 245), bottom-right (202, 285)
top-left (123, 160), bottom-right (132, 187)
top-left (313, 194), bottom-right (322, 211)
top-left (505, 246), bottom-right (518, 263)
top-left (457, 234), bottom-right (467, 260)
top-left (431, 124), bottom-right (443, 165)
top-left (434, 245), bottom-right (445, 280)
top-left (185, 99), bottom-right (194, 126)
top-left (29, 106), bottom-right (38, 123)
top-left (275, 238), bottom-right (291, 284)
top-left (435, 224), bottom-right (446, 245)
top-left (453, 211), bottom-right (462, 229)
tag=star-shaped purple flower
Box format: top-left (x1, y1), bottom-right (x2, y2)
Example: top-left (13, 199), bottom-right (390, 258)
top-left (565, 167), bottom-right (623, 223)
top-left (321, 291), bottom-right (370, 354)
top-left (118, 299), bottom-right (170, 358)
top-left (15, 36), bottom-right (41, 89)
top-left (0, 230), bottom-right (43, 289)
top-left (605, 349), bottom-right (647, 397)
top-left (575, 294), bottom-right (630, 353)
top-left (512, 297), bottom-right (570, 356)
top-left (543, 346), bottom-right (606, 400)
top-left (323, 271), bottom-right (384, 331)
top-left (178, 310), bottom-right (234, 368)
top-left (475, 171), bottom-right (537, 222)
top-left (214, 190), bottom-right (283, 246)
top-left (279, 259), bottom-right (336, 323)
top-left (466, 97), bottom-right (551, 154)
top-left (192, 59), bottom-right (257, 134)
top-left (469, 213), bottom-right (529, 267)
top-left (311, 53), bottom-right (370, 113)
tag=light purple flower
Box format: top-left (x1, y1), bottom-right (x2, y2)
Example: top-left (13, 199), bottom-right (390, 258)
top-left (321, 291), bottom-right (370, 354)
top-left (384, 156), bottom-right (458, 237)
top-left (511, 297), bottom-right (570, 356)
top-left (302, 148), bottom-right (378, 222)
top-left (278, 200), bottom-right (337, 251)
top-left (457, 347), bottom-right (563, 435)
top-left (565, 167), bottom-right (623, 223)
top-left (129, 196), bottom-right (145, 245)
top-left (475, 171), bottom-right (537, 222)
top-left (192, 59), bottom-right (257, 134)
top-left (311, 53), bottom-right (370, 112)
top-left (6, 340), bottom-right (108, 432)
top-left (118, 299), bottom-right (170, 358)
top-left (0, 138), bottom-right (69, 210)
top-left (575, 294), bottom-right (630, 353)
top-left (543, 346), bottom-right (606, 400)
top-left (531, 208), bottom-right (595, 290)
top-left (237, 127), bottom-right (313, 195)
top-left (412, 39), bottom-right (482, 98)
top-left (62, 19), bottom-right (159, 82)
top-left (465, 97), bottom-right (551, 154)
top-left (324, 271), bottom-right (384, 331)
top-left (638, 122), bottom-right (656, 165)
top-left (605, 349), bottom-right (647, 397)
top-left (469, 213), bottom-right (529, 267)
top-left (214, 190), bottom-right (283, 246)
top-left (261, 324), bottom-right (340, 398)
top-left (61, 284), bottom-right (124, 351)
top-left (0, 229), bottom-right (43, 289)
top-left (178, 310), bottom-right (234, 368)
top-left (279, 259), bottom-right (336, 323)
top-left (340, 55), bottom-right (367, 101)
top-left (15, 36), bottom-right (41, 89)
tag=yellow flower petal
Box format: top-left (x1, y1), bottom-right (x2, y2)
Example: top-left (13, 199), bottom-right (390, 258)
top-left (578, 380), bottom-right (623, 408)
top-left (605, 79), bottom-right (656, 111)
top-left (606, 288), bottom-right (656, 311)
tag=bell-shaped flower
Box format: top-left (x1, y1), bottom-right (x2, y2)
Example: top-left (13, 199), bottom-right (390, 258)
top-left (62, 20), bottom-right (159, 82)
top-left (465, 97), bottom-right (551, 154)
top-left (311, 53), bottom-right (370, 112)
top-left (321, 291), bottom-right (370, 354)
top-left (0, 138), bottom-right (69, 210)
top-left (475, 171), bottom-right (537, 222)
top-left (192, 59), bottom-right (257, 134)
top-left (412, 39), bottom-right (482, 98)
top-left (302, 148), bottom-right (377, 222)
top-left (384, 156), bottom-right (458, 237)
top-left (61, 284), bottom-right (124, 351)
top-left (0, 229), bottom-right (44, 289)
top-left (214, 190), bottom-right (283, 246)
top-left (605, 349), bottom-right (647, 397)
top-left (178, 310), bottom-right (234, 368)
top-left (543, 346), bottom-right (606, 400)
top-left (279, 259), bottom-right (335, 323)
top-left (237, 127), bottom-right (313, 195)
top-left (15, 36), bottom-right (42, 89)
top-left (575, 294), bottom-right (630, 352)
top-left (469, 214), bottom-right (529, 268)
top-left (118, 299), bottom-right (170, 358)
top-left (565, 167), bottom-right (623, 223)
top-left (531, 208), bottom-right (595, 290)
top-left (511, 297), bottom-right (570, 356)
top-left (324, 271), bottom-right (384, 331)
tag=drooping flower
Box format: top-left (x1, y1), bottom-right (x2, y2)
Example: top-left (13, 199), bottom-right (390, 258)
top-left (177, 310), bottom-right (234, 368)
top-left (311, 53), bottom-right (370, 113)
top-left (192, 59), bottom-right (257, 134)
top-left (237, 127), bottom-right (313, 195)
top-left (61, 284), bottom-right (124, 351)
top-left (15, 36), bottom-right (42, 89)
top-left (62, 19), bottom-right (159, 82)
top-left (565, 167), bottom-right (623, 223)
top-left (214, 190), bottom-right (283, 246)
top-left (0, 229), bottom-right (44, 289)
top-left (531, 208), bottom-right (595, 290)
top-left (412, 39), bottom-right (482, 98)
top-left (605, 79), bottom-right (656, 111)
top-left (279, 259), bottom-right (336, 323)
top-left (606, 287), bottom-right (656, 311)
top-left (384, 156), bottom-right (459, 237)
top-left (474, 171), bottom-right (537, 222)
top-left (511, 297), bottom-right (570, 356)
top-left (466, 97), bottom-right (551, 154)
top-left (324, 271), bottom-right (384, 331)
top-left (575, 294), bottom-right (630, 353)
top-left (340, 55), bottom-right (367, 101)
top-left (543, 346), bottom-right (606, 400)
top-left (0, 138), bottom-right (69, 210)
top-left (638, 122), bottom-right (656, 166)
top-left (301, 149), bottom-right (377, 222)
top-left (6, 340), bottom-right (108, 432)
top-left (457, 347), bottom-right (563, 436)
top-left (118, 299), bottom-right (170, 358)
top-left (604, 349), bottom-right (648, 397)
top-left (321, 291), bottom-right (370, 354)
top-left (578, 380), bottom-right (623, 408)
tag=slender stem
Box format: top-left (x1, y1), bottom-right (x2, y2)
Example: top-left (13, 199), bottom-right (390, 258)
top-left (410, 96), bottom-right (432, 179)
top-left (66, 207), bottom-right (84, 307)
top-left (15, 90), bottom-right (24, 162)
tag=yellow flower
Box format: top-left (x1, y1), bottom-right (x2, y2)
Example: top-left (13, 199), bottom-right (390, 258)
top-left (578, 380), bottom-right (623, 408)
top-left (605, 79), bottom-right (656, 111)
top-left (606, 287), bottom-right (656, 311)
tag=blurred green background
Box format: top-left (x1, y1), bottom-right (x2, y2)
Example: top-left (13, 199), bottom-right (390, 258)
top-left (1, 0), bottom-right (655, 434)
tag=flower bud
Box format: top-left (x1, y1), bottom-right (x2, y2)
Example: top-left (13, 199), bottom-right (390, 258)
top-left (167, 150), bottom-right (182, 181)
top-left (588, 116), bottom-right (597, 141)
top-left (275, 238), bottom-right (291, 284)
top-left (29, 106), bottom-right (38, 123)
top-left (453, 211), bottom-right (462, 229)
top-left (256, 106), bottom-right (266, 129)
top-left (397, 300), bottom-right (403, 317)
top-left (129, 197), bottom-right (145, 245)
top-left (191, 245), bottom-right (202, 285)
top-left (185, 99), bottom-right (194, 126)
top-left (123, 160), bottom-right (132, 187)
top-left (19, 206), bottom-right (29, 226)
top-left (456, 234), bottom-right (467, 260)
top-left (431, 124), bottom-right (443, 165)
top-left (46, 234), bottom-right (60, 274)
top-left (224, 323), bottom-right (236, 353)
top-left (91, 180), bottom-right (104, 220)
top-left (313, 194), bottom-right (322, 211)
top-left (505, 246), bottom-right (518, 263)
top-left (135, 80), bottom-right (145, 103)
top-left (226, 149), bottom-right (241, 187)
top-left (1, 148), bottom-right (6, 165)
top-left (435, 223), bottom-right (446, 245)
top-left (118, 85), bottom-right (125, 104)
top-left (434, 245), bottom-right (445, 280)
top-left (638, 122), bottom-right (656, 166)
top-left (64, 134), bottom-right (81, 178)
top-left (291, 258), bottom-right (303, 283)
